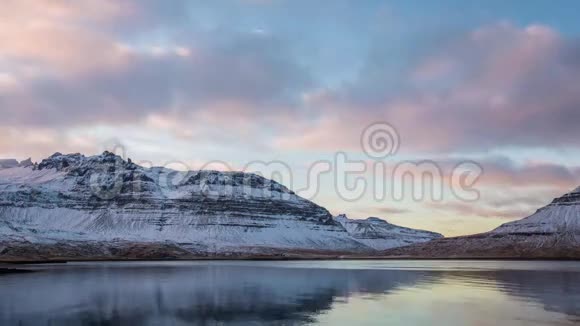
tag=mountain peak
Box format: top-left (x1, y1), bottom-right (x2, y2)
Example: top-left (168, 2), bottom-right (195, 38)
top-left (334, 215), bottom-right (390, 225)
top-left (37, 152), bottom-right (85, 171)
top-left (335, 214), bottom-right (442, 250)
top-left (89, 151), bottom-right (127, 165)
top-left (100, 150), bottom-right (121, 159)
top-left (366, 217), bottom-right (390, 224)
top-left (34, 152), bottom-right (132, 172)
top-left (49, 152), bottom-right (63, 158)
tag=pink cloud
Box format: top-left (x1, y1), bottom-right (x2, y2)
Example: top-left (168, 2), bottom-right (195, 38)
top-left (477, 161), bottom-right (580, 189)
top-left (0, 126), bottom-right (100, 160)
top-left (0, 0), bottom-right (135, 75)
top-left (274, 23), bottom-right (580, 153)
top-left (428, 201), bottom-right (535, 220)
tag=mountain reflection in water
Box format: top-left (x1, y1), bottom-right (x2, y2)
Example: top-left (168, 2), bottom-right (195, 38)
top-left (0, 261), bottom-right (579, 325)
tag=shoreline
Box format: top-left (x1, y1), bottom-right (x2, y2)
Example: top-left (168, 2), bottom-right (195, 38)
top-left (0, 267), bottom-right (36, 274)
top-left (2, 256), bottom-right (580, 264)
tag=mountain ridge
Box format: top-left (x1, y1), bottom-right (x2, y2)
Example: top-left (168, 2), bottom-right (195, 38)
top-left (335, 214), bottom-right (443, 250)
top-left (0, 152), bottom-right (441, 260)
top-left (384, 187), bottom-right (580, 259)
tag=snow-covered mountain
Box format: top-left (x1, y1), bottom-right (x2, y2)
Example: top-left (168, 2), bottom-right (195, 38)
top-left (335, 214), bottom-right (442, 250)
top-left (0, 152), bottom-right (436, 260)
top-left (492, 187), bottom-right (580, 236)
top-left (385, 187), bottom-right (580, 258)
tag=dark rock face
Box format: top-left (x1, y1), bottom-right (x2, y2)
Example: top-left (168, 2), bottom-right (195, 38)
top-left (549, 187), bottom-right (580, 207)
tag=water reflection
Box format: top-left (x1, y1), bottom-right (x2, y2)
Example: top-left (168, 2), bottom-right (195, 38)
top-left (0, 261), bottom-right (579, 325)
top-left (482, 270), bottom-right (580, 318)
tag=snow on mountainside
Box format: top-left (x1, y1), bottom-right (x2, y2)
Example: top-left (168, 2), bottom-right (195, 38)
top-left (384, 187), bottom-right (580, 258)
top-left (0, 152), bottom-right (440, 260)
top-left (335, 214), bottom-right (442, 250)
top-left (492, 187), bottom-right (580, 236)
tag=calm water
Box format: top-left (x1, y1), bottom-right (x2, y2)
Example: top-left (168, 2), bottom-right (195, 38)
top-left (1, 261), bottom-right (579, 325)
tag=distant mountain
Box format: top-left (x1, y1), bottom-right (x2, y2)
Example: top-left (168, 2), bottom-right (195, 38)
top-left (335, 214), bottom-right (442, 250)
top-left (384, 188), bottom-right (580, 259)
top-left (0, 158), bottom-right (32, 169)
top-left (0, 152), bottom-right (437, 260)
top-left (0, 159), bottom-right (18, 169)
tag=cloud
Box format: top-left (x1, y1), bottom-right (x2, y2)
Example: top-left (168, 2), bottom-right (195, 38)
top-left (0, 34), bottom-right (311, 128)
top-left (0, 0), bottom-right (313, 134)
top-left (0, 1), bottom-right (318, 165)
top-left (0, 126), bottom-right (100, 160)
top-left (345, 156), bottom-right (578, 221)
top-left (371, 207), bottom-right (410, 215)
top-left (2, 5), bottom-right (580, 197)
top-left (416, 156), bottom-right (580, 189)
top-left (418, 156), bottom-right (579, 220)
top-left (477, 159), bottom-right (580, 189)
top-left (486, 195), bottom-right (549, 209)
top-left (428, 201), bottom-right (535, 220)
top-left (0, 0), bottom-right (134, 75)
top-left (362, 156), bottom-right (580, 191)
top-left (425, 179), bottom-right (561, 222)
top-left (1, 0), bottom-right (131, 22)
top-left (275, 23), bottom-right (580, 153)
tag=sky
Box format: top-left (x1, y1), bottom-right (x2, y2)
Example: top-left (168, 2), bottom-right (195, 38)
top-left (2, 0), bottom-right (580, 236)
